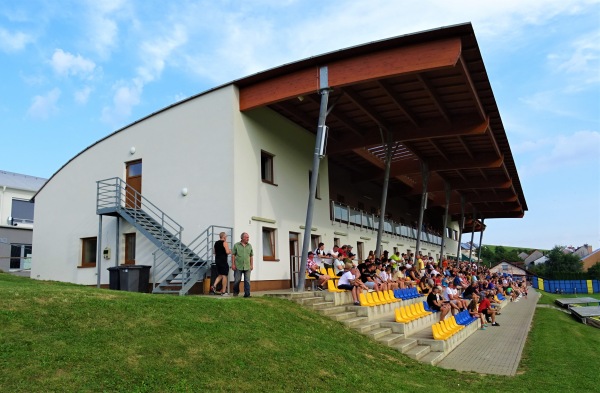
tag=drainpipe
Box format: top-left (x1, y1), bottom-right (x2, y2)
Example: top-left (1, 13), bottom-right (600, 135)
top-left (440, 183), bottom-right (450, 261)
top-left (415, 163), bottom-right (429, 259)
top-left (456, 196), bottom-right (465, 262)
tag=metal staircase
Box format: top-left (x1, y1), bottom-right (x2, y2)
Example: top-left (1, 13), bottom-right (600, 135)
top-left (96, 177), bottom-right (232, 295)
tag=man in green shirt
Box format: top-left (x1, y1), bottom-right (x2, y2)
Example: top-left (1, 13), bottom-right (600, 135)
top-left (232, 232), bottom-right (254, 297)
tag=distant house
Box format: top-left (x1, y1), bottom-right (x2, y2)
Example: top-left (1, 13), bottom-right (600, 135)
top-left (582, 249), bottom-right (600, 272)
top-left (517, 251), bottom-right (529, 260)
top-left (529, 255), bottom-right (549, 267)
top-left (523, 250), bottom-right (544, 265)
top-left (490, 261), bottom-right (527, 278)
top-left (573, 244), bottom-right (593, 259)
top-left (0, 170), bottom-right (47, 272)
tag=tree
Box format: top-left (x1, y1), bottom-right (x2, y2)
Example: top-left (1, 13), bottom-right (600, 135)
top-left (544, 246), bottom-right (583, 277)
top-left (587, 262), bottom-right (600, 279)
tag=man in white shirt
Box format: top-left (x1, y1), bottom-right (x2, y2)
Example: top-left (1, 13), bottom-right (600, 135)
top-left (443, 282), bottom-right (468, 314)
top-left (337, 262), bottom-right (366, 305)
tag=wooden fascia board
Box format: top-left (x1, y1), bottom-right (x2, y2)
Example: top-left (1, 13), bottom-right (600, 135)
top-left (239, 38), bottom-right (462, 111)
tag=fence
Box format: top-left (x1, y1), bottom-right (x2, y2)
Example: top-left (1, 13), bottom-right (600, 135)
top-left (531, 276), bottom-right (600, 294)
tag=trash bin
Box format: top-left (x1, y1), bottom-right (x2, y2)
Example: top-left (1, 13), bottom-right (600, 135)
top-left (107, 266), bottom-right (121, 290)
top-left (118, 265), bottom-right (152, 293)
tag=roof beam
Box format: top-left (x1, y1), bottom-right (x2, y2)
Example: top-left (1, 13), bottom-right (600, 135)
top-left (377, 80), bottom-right (419, 127)
top-left (416, 74), bottom-right (450, 123)
top-left (328, 116), bottom-right (489, 155)
top-left (456, 55), bottom-right (486, 121)
top-left (239, 38), bottom-right (462, 111)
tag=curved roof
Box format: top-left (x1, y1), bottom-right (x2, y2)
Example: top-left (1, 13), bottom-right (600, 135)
top-left (235, 22), bottom-right (527, 221)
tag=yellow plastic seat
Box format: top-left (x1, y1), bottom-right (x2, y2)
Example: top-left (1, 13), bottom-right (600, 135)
top-left (410, 303), bottom-right (426, 318)
top-left (327, 279), bottom-right (343, 293)
top-left (439, 320), bottom-right (455, 337)
top-left (417, 302), bottom-right (432, 316)
top-left (395, 307), bottom-right (411, 323)
top-left (432, 323), bottom-right (451, 340)
top-left (379, 291), bottom-right (392, 304)
top-left (366, 292), bottom-right (382, 306)
top-left (443, 319), bottom-right (460, 335)
top-left (372, 291), bottom-right (387, 305)
top-left (327, 267), bottom-right (336, 279)
top-left (448, 316), bottom-right (464, 331)
top-left (358, 292), bottom-right (371, 307)
top-left (402, 305), bottom-right (417, 321)
top-left (387, 290), bottom-right (400, 302)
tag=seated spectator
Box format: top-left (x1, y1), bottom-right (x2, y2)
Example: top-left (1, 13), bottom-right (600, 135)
top-left (379, 265), bottom-right (398, 290)
top-left (478, 293), bottom-right (500, 326)
top-left (443, 282), bottom-right (468, 314)
top-left (337, 262), bottom-right (367, 305)
top-left (333, 257), bottom-right (345, 277)
top-left (468, 293), bottom-right (487, 329)
top-left (462, 281), bottom-right (478, 300)
top-left (418, 276), bottom-right (432, 295)
top-left (306, 251), bottom-right (330, 291)
top-left (427, 286), bottom-right (451, 321)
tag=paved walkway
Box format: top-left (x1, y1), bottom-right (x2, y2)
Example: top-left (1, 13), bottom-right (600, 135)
top-left (437, 288), bottom-right (540, 376)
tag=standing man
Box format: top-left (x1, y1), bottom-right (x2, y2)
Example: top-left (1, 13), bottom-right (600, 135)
top-left (232, 232), bottom-right (253, 298)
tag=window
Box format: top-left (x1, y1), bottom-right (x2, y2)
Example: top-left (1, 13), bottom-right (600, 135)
top-left (334, 237), bottom-right (340, 247)
top-left (10, 244), bottom-right (32, 269)
top-left (308, 171), bottom-right (321, 199)
top-left (261, 150), bottom-right (275, 184)
top-left (356, 242), bottom-right (364, 261)
top-left (81, 237), bottom-right (97, 267)
top-left (125, 233), bottom-right (136, 265)
top-left (311, 235), bottom-right (321, 252)
top-left (262, 227), bottom-right (277, 261)
top-left (11, 199), bottom-right (34, 224)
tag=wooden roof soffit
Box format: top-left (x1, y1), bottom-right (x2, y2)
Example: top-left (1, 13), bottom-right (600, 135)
top-left (238, 38), bottom-right (462, 111)
top-left (328, 116), bottom-right (489, 155)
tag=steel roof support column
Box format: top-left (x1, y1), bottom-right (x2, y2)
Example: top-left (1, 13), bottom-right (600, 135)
top-left (456, 196), bottom-right (465, 261)
top-left (440, 183), bottom-right (450, 262)
top-left (415, 163), bottom-right (429, 260)
top-left (298, 66), bottom-right (330, 292)
top-left (468, 210), bottom-right (477, 263)
top-left (478, 218), bottom-right (485, 268)
top-left (97, 215), bottom-right (103, 288)
top-left (375, 135), bottom-right (394, 257)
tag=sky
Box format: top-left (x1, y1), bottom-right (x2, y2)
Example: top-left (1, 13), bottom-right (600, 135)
top-left (1, 0), bottom-right (599, 251)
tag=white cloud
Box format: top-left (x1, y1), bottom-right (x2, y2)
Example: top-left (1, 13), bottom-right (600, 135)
top-left (520, 130), bottom-right (600, 176)
top-left (101, 80), bottom-right (142, 126)
top-left (0, 27), bottom-right (32, 52)
top-left (136, 24), bottom-right (188, 83)
top-left (28, 88), bottom-right (61, 119)
top-left (548, 31), bottom-right (600, 91)
top-left (74, 86), bottom-right (93, 104)
top-left (84, 0), bottom-right (130, 58)
top-left (50, 49), bottom-right (96, 77)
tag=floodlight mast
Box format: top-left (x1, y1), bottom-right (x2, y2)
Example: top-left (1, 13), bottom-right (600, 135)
top-left (297, 66), bottom-right (330, 292)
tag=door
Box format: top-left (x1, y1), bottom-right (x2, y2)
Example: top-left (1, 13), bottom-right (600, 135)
top-left (124, 233), bottom-right (136, 265)
top-left (126, 160), bottom-right (142, 208)
top-left (289, 232), bottom-right (299, 288)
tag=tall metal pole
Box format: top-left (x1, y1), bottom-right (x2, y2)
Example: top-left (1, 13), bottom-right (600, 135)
top-left (477, 218), bottom-right (485, 269)
top-left (440, 183), bottom-right (450, 262)
top-left (298, 67), bottom-right (330, 292)
top-left (456, 196), bottom-right (465, 261)
top-left (375, 135), bottom-right (393, 257)
top-left (415, 163), bottom-right (429, 259)
top-left (115, 217), bottom-right (120, 267)
top-left (97, 215), bottom-right (103, 288)
top-left (468, 210), bottom-right (477, 263)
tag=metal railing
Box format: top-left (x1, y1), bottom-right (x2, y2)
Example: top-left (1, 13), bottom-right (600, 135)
top-left (330, 200), bottom-right (443, 245)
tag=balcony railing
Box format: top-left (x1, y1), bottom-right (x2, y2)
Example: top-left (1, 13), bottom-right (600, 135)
top-left (330, 201), bottom-right (443, 246)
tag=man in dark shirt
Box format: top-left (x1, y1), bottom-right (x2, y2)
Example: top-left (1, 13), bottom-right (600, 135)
top-left (427, 286), bottom-right (450, 321)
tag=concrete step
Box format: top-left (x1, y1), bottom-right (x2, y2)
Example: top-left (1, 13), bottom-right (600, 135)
top-left (311, 301), bottom-right (336, 311)
top-left (319, 305), bottom-right (347, 315)
top-left (330, 311), bottom-right (357, 322)
top-left (405, 345), bottom-right (431, 361)
top-left (376, 333), bottom-right (405, 347)
top-left (296, 296), bottom-right (324, 306)
top-left (391, 338), bottom-right (418, 354)
top-left (353, 321), bottom-right (381, 334)
top-left (341, 316), bottom-right (368, 328)
top-left (367, 327), bottom-right (393, 340)
top-left (420, 351), bottom-right (446, 366)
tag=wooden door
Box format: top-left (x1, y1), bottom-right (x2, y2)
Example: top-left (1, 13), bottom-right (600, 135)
top-left (126, 160), bottom-right (142, 209)
top-left (124, 233), bottom-right (136, 265)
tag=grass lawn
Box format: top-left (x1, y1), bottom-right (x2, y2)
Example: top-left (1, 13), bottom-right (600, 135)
top-left (1, 273), bottom-right (599, 392)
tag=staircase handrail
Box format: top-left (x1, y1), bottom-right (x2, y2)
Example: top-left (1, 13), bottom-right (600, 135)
top-left (97, 177), bottom-right (185, 265)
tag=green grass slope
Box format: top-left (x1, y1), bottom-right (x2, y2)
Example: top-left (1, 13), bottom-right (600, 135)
top-left (1, 273), bottom-right (598, 392)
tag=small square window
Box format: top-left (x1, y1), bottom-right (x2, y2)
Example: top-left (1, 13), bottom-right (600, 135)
top-left (81, 237), bottom-right (97, 267)
top-left (261, 151), bottom-right (275, 184)
top-left (262, 227), bottom-right (277, 261)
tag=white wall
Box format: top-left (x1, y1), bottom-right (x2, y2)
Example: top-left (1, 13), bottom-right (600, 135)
top-left (32, 86), bottom-right (237, 284)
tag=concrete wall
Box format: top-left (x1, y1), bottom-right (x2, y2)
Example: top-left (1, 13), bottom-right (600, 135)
top-left (32, 86), bottom-right (237, 284)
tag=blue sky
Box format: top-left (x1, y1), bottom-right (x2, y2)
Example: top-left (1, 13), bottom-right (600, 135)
top-left (1, 0), bottom-right (598, 250)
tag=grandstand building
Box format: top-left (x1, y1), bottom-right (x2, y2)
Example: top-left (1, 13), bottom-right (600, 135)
top-left (31, 23), bottom-right (527, 292)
